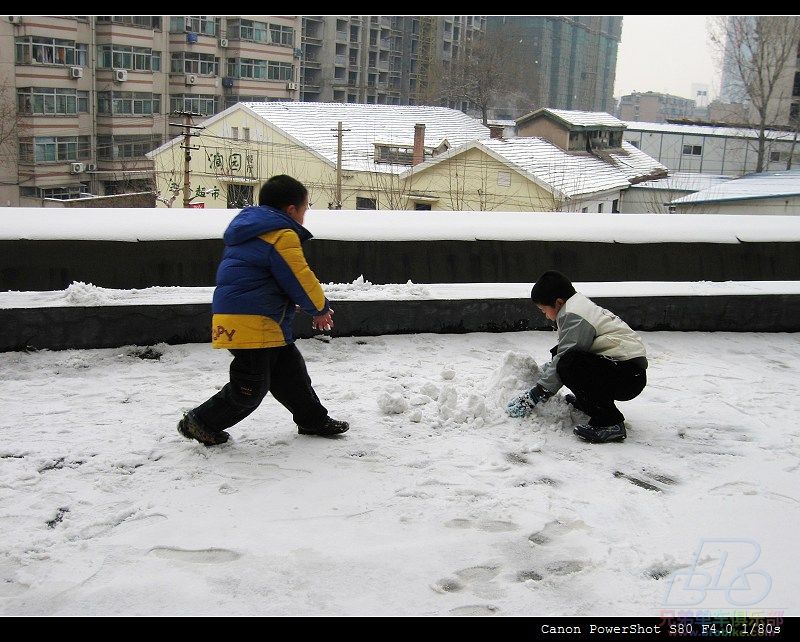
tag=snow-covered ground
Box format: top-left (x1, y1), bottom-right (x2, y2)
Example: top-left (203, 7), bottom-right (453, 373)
top-left (1, 330), bottom-right (798, 616)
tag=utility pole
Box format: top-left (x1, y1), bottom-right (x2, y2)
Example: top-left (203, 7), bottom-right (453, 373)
top-left (331, 121), bottom-right (350, 209)
top-left (169, 111), bottom-right (203, 208)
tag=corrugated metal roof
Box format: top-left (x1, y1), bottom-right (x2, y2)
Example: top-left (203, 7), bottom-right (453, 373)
top-left (243, 102), bottom-right (490, 174)
top-left (476, 138), bottom-right (665, 199)
top-left (623, 120), bottom-right (798, 141)
top-left (546, 109), bottom-right (626, 128)
top-left (669, 169), bottom-right (800, 205)
top-left (634, 172), bottom-right (734, 192)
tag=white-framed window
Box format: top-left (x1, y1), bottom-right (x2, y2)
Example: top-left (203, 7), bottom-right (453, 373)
top-left (170, 52), bottom-right (218, 75)
top-left (97, 134), bottom-right (162, 160)
top-left (497, 170), bottom-right (511, 187)
top-left (97, 45), bottom-right (156, 71)
top-left (19, 136), bottom-right (91, 163)
top-left (97, 92), bottom-right (161, 116)
top-left (169, 94), bottom-right (217, 116)
top-left (17, 87), bottom-right (89, 116)
top-left (15, 37), bottom-right (86, 66)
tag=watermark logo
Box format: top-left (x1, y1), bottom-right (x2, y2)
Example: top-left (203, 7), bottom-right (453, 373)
top-left (663, 538), bottom-right (772, 607)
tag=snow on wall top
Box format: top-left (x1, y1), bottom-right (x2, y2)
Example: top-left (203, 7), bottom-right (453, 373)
top-left (2, 209), bottom-right (800, 243)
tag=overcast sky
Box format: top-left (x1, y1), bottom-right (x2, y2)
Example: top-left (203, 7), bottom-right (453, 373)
top-left (614, 15), bottom-right (720, 101)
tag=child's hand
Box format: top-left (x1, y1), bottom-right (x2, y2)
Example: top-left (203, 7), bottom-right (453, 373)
top-left (506, 385), bottom-right (550, 418)
top-left (312, 309), bottom-right (335, 332)
top-left (506, 392), bottom-right (538, 418)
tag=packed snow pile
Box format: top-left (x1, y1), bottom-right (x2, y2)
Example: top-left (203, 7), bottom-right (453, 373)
top-left (324, 275), bottom-right (431, 300)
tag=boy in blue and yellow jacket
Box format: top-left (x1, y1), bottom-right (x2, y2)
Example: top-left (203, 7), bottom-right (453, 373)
top-left (178, 175), bottom-right (349, 446)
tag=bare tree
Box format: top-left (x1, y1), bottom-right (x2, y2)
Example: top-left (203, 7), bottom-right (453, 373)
top-left (710, 16), bottom-right (800, 172)
top-left (441, 29), bottom-right (526, 125)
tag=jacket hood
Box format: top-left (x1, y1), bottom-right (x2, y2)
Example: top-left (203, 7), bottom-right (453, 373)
top-left (223, 205), bottom-right (312, 246)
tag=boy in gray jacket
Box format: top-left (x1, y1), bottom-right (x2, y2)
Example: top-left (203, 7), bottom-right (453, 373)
top-left (506, 271), bottom-right (647, 443)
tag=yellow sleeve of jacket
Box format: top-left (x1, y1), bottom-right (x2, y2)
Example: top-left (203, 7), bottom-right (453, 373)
top-left (261, 229), bottom-right (329, 315)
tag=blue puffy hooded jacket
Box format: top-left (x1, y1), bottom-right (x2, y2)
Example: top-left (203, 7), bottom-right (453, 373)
top-left (210, 205), bottom-right (329, 348)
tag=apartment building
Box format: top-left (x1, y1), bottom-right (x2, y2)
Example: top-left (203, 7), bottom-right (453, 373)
top-left (1, 15), bottom-right (301, 206)
top-left (484, 16), bottom-right (622, 120)
top-left (300, 16), bottom-right (485, 106)
top-left (618, 91), bottom-right (696, 123)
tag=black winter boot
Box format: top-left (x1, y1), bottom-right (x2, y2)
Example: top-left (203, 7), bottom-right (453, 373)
top-left (177, 412), bottom-right (230, 446)
top-left (298, 417), bottom-right (350, 437)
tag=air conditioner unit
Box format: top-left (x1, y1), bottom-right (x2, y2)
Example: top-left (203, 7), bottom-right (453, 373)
top-left (86, 163), bottom-right (97, 172)
top-left (185, 73), bottom-right (197, 86)
top-left (114, 69), bottom-right (128, 82)
top-left (7, 16), bottom-right (22, 25)
top-left (70, 162), bottom-right (85, 174)
top-left (286, 81), bottom-right (298, 91)
top-left (219, 38), bottom-right (229, 48)
top-left (222, 76), bottom-right (235, 88)
top-left (70, 66), bottom-right (83, 79)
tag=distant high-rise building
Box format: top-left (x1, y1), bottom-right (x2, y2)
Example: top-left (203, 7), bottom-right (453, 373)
top-left (299, 16), bottom-right (485, 107)
top-left (484, 16), bottom-right (622, 120)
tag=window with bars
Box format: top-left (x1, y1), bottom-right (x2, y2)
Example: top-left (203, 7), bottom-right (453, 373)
top-left (21, 184), bottom-right (91, 200)
top-left (17, 88), bottom-right (89, 116)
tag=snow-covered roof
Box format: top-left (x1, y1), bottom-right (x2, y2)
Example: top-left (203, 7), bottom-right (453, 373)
top-left (518, 108), bottom-right (625, 129)
top-left (149, 102), bottom-right (490, 175)
top-left (633, 172), bottom-right (734, 192)
top-left (670, 170), bottom-right (800, 205)
top-left (405, 137), bottom-right (666, 200)
top-left (623, 120), bottom-right (798, 142)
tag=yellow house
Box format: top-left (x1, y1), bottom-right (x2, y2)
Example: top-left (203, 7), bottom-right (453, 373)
top-left (404, 136), bottom-right (667, 213)
top-left (146, 101), bottom-right (490, 209)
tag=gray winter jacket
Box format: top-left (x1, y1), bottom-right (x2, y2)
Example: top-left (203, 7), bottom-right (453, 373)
top-left (537, 293), bottom-right (648, 393)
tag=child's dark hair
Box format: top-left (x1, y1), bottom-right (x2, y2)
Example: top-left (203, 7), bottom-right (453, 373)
top-left (530, 270), bottom-right (576, 306)
top-left (259, 174), bottom-right (308, 210)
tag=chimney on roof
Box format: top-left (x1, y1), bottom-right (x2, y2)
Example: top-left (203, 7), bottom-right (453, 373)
top-left (488, 124), bottom-right (504, 140)
top-left (412, 123), bottom-right (425, 166)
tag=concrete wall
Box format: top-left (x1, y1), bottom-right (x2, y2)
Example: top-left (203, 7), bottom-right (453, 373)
top-left (3, 238), bottom-right (800, 292)
top-left (3, 294), bottom-right (798, 352)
